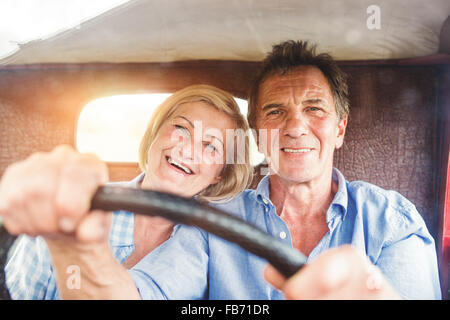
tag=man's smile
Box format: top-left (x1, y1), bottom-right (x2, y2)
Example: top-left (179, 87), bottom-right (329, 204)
top-left (281, 147), bottom-right (313, 154)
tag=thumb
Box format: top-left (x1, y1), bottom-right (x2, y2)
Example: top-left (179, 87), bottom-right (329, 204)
top-left (264, 264), bottom-right (287, 291)
top-left (75, 210), bottom-right (111, 243)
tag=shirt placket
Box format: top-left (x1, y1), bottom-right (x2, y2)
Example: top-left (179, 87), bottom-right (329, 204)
top-left (307, 209), bottom-right (341, 262)
top-left (261, 198), bottom-right (294, 246)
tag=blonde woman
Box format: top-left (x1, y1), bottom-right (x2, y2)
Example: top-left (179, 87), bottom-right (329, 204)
top-left (2, 84), bottom-right (252, 299)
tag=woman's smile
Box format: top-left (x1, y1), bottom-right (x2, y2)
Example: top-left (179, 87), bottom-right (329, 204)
top-left (165, 156), bottom-right (194, 175)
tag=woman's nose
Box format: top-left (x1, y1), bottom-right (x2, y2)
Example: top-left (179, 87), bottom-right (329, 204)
top-left (170, 129), bottom-right (193, 160)
top-left (180, 136), bottom-right (208, 165)
top-left (178, 138), bottom-right (195, 160)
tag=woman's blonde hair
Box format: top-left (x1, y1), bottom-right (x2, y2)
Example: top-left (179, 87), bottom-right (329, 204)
top-left (138, 84), bottom-right (253, 202)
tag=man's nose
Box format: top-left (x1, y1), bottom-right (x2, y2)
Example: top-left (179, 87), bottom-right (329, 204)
top-left (283, 110), bottom-right (308, 138)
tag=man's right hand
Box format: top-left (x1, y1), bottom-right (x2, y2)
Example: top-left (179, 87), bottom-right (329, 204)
top-left (0, 145), bottom-right (110, 242)
top-left (264, 245), bottom-right (402, 300)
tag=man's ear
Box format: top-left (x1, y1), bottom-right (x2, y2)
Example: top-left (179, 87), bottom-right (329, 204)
top-left (335, 114), bottom-right (348, 149)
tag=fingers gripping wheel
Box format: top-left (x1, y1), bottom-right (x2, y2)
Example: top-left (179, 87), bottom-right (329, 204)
top-left (0, 187), bottom-right (307, 299)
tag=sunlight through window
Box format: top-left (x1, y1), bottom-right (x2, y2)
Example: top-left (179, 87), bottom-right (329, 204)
top-left (77, 94), bottom-right (264, 166)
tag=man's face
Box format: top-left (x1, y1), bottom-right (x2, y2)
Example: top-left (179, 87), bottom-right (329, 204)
top-left (255, 66), bottom-right (347, 185)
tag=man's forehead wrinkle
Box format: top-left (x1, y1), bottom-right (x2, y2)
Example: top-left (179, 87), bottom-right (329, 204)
top-left (257, 66), bottom-right (336, 112)
top-left (259, 80), bottom-right (331, 107)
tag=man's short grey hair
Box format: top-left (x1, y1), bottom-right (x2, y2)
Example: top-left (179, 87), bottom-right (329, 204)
top-left (247, 40), bottom-right (350, 129)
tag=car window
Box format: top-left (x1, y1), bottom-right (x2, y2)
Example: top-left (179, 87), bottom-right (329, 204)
top-left (76, 94), bottom-right (264, 166)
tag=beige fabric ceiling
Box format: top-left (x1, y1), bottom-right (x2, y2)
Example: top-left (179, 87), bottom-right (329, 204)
top-left (1, 0), bottom-right (449, 65)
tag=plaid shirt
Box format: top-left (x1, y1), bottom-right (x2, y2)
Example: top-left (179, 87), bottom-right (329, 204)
top-left (5, 174), bottom-right (144, 300)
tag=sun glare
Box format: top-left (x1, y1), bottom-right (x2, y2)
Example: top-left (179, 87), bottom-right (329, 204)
top-left (76, 94), bottom-right (264, 166)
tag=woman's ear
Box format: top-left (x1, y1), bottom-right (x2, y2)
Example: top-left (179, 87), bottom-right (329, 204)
top-left (212, 175), bottom-right (222, 185)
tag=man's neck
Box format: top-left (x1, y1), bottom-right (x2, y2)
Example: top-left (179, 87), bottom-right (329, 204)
top-left (269, 170), bottom-right (337, 219)
top-left (268, 169), bottom-right (338, 256)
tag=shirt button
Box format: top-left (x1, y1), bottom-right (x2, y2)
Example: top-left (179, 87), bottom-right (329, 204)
top-left (279, 231), bottom-right (287, 239)
top-left (262, 198), bottom-right (269, 205)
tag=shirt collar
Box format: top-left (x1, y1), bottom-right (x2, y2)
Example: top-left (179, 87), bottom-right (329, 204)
top-left (328, 168), bottom-right (348, 221)
top-left (106, 172), bottom-right (145, 189)
top-left (253, 168), bottom-right (348, 220)
top-left (254, 174), bottom-right (271, 204)
top-left (129, 172), bottom-right (146, 188)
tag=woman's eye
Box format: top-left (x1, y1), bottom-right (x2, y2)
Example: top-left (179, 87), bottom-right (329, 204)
top-left (204, 143), bottom-right (222, 156)
top-left (205, 144), bottom-right (218, 152)
top-left (174, 124), bottom-right (190, 133)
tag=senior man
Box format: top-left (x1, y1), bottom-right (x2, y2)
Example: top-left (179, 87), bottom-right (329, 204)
top-left (0, 40), bottom-right (441, 300)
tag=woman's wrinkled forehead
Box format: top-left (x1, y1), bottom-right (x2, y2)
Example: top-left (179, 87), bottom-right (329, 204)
top-left (169, 100), bottom-right (213, 120)
top-left (171, 101), bottom-right (236, 128)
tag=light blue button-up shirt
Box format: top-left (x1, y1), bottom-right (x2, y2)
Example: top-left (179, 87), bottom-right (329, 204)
top-left (129, 168), bottom-right (441, 300)
top-left (5, 169), bottom-right (441, 299)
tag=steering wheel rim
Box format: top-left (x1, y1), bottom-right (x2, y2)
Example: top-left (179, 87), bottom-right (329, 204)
top-left (0, 186), bottom-right (307, 300)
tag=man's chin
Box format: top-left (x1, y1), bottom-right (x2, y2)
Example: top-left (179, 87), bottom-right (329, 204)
top-left (269, 167), bottom-right (318, 184)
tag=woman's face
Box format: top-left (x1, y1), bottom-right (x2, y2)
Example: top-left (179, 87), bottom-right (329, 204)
top-left (142, 101), bottom-right (236, 197)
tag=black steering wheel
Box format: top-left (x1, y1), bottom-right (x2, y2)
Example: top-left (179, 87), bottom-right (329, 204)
top-left (0, 186), bottom-right (307, 300)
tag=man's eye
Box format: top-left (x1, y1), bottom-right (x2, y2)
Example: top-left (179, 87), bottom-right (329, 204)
top-left (307, 107), bottom-right (324, 113)
top-left (267, 110), bottom-right (281, 116)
